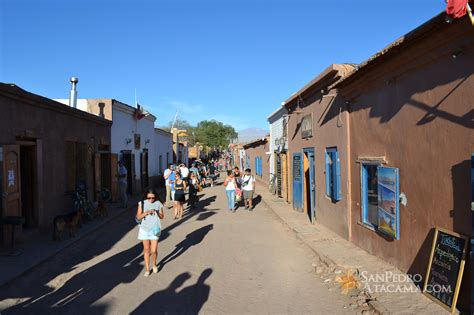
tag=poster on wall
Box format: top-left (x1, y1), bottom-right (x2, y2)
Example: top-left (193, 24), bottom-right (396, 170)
top-left (377, 166), bottom-right (400, 240)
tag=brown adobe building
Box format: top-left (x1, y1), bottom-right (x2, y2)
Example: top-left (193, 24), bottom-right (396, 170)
top-left (243, 137), bottom-right (270, 183)
top-left (0, 83), bottom-right (111, 246)
top-left (333, 13), bottom-right (474, 310)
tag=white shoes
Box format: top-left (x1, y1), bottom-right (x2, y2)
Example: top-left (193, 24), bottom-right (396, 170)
top-left (153, 266), bottom-right (158, 274)
top-left (144, 270), bottom-right (150, 277)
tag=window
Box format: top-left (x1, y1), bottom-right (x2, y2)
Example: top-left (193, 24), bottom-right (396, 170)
top-left (361, 163), bottom-right (379, 228)
top-left (325, 148), bottom-right (341, 201)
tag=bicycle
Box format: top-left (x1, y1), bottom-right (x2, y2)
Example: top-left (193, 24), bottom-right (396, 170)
top-left (97, 187), bottom-right (112, 203)
top-left (269, 173), bottom-right (277, 195)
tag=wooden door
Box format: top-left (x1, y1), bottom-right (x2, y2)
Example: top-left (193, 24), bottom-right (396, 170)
top-left (2, 145), bottom-right (22, 245)
top-left (2, 145), bottom-right (22, 217)
top-left (281, 153), bottom-right (288, 202)
top-left (110, 154), bottom-right (118, 202)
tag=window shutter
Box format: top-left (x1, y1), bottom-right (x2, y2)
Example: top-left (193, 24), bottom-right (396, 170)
top-left (334, 151), bottom-right (341, 201)
top-left (325, 151), bottom-right (331, 197)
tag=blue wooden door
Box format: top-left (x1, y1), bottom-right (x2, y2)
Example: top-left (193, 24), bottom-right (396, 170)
top-left (308, 150), bottom-right (316, 223)
top-left (292, 153), bottom-right (303, 211)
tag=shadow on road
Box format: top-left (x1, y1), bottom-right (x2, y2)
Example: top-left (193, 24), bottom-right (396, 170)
top-left (131, 268), bottom-right (212, 314)
top-left (0, 210), bottom-right (137, 309)
top-left (4, 243), bottom-right (144, 314)
top-left (159, 195), bottom-right (216, 243)
top-left (158, 224), bottom-right (214, 272)
top-left (253, 195), bottom-right (262, 207)
top-left (0, 191), bottom-right (219, 314)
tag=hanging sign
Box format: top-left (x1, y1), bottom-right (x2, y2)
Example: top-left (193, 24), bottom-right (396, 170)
top-left (423, 227), bottom-right (468, 313)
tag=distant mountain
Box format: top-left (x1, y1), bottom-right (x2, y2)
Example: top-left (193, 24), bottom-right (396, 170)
top-left (238, 128), bottom-right (269, 143)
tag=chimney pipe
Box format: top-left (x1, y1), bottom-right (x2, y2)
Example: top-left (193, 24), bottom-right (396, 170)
top-left (98, 102), bottom-right (105, 118)
top-left (69, 77), bottom-right (78, 108)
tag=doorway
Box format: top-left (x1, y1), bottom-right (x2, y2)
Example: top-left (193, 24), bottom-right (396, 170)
top-left (121, 151), bottom-right (135, 195)
top-left (141, 149), bottom-right (149, 191)
top-left (303, 148), bottom-right (316, 223)
top-left (20, 143), bottom-right (38, 228)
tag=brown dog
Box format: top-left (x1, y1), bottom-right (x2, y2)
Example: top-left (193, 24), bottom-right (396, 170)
top-left (96, 201), bottom-right (108, 218)
top-left (52, 208), bottom-right (83, 241)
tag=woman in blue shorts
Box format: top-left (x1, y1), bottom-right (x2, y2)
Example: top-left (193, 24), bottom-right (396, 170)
top-left (136, 188), bottom-right (164, 277)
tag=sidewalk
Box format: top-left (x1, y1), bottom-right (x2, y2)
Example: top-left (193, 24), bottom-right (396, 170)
top-left (256, 183), bottom-right (450, 314)
top-left (0, 196), bottom-right (140, 288)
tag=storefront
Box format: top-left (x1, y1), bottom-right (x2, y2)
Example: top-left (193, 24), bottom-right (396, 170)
top-left (268, 107), bottom-right (289, 201)
top-left (334, 13), bottom-right (473, 310)
top-left (284, 64), bottom-right (354, 232)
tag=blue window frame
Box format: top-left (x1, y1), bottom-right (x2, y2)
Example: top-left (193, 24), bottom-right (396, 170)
top-left (325, 148), bottom-right (341, 201)
top-left (361, 163), bottom-right (380, 229)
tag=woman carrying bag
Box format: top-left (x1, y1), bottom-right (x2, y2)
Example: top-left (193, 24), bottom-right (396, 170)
top-left (224, 170), bottom-right (237, 212)
top-left (136, 188), bottom-right (164, 277)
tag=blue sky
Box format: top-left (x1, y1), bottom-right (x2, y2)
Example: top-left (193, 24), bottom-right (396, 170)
top-left (1, 0), bottom-right (444, 131)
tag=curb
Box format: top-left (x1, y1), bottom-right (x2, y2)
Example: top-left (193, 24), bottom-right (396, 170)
top-left (0, 200), bottom-right (137, 289)
top-left (259, 195), bottom-right (383, 314)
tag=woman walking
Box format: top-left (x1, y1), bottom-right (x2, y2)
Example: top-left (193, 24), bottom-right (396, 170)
top-left (174, 172), bottom-right (187, 219)
top-left (135, 188), bottom-right (164, 277)
top-left (224, 170), bottom-right (237, 212)
top-left (187, 172), bottom-right (198, 209)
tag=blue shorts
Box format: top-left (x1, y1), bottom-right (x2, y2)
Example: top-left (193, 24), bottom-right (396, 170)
top-left (138, 227), bottom-right (160, 240)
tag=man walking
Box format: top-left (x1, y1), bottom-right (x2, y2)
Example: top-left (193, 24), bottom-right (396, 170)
top-left (241, 168), bottom-right (256, 211)
top-left (117, 160), bottom-right (128, 208)
top-left (180, 163), bottom-right (190, 182)
top-left (164, 164), bottom-right (175, 208)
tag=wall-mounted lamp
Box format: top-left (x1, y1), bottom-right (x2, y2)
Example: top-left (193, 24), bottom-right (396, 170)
top-left (290, 95), bottom-right (304, 115)
top-left (145, 139), bottom-right (151, 145)
top-left (126, 138), bottom-right (132, 145)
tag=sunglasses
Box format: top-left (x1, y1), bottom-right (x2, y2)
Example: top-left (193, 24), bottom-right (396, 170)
top-left (147, 196), bottom-right (156, 200)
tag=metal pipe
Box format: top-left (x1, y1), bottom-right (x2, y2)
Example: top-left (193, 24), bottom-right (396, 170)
top-left (69, 77), bottom-right (78, 108)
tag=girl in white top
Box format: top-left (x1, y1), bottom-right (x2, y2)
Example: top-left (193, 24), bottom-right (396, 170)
top-left (224, 170), bottom-right (237, 212)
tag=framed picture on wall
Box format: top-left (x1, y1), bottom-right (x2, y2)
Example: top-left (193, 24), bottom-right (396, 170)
top-left (134, 133), bottom-right (141, 150)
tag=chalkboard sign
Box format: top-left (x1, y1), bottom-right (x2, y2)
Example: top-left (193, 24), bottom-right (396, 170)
top-left (423, 227), bottom-right (468, 313)
top-left (293, 155), bottom-right (301, 181)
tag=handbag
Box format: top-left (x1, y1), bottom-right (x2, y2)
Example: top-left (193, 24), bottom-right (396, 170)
top-left (197, 184), bottom-right (203, 192)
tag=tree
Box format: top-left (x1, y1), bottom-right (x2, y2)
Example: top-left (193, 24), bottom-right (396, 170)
top-left (194, 120), bottom-right (237, 148)
top-left (161, 118), bottom-right (192, 132)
